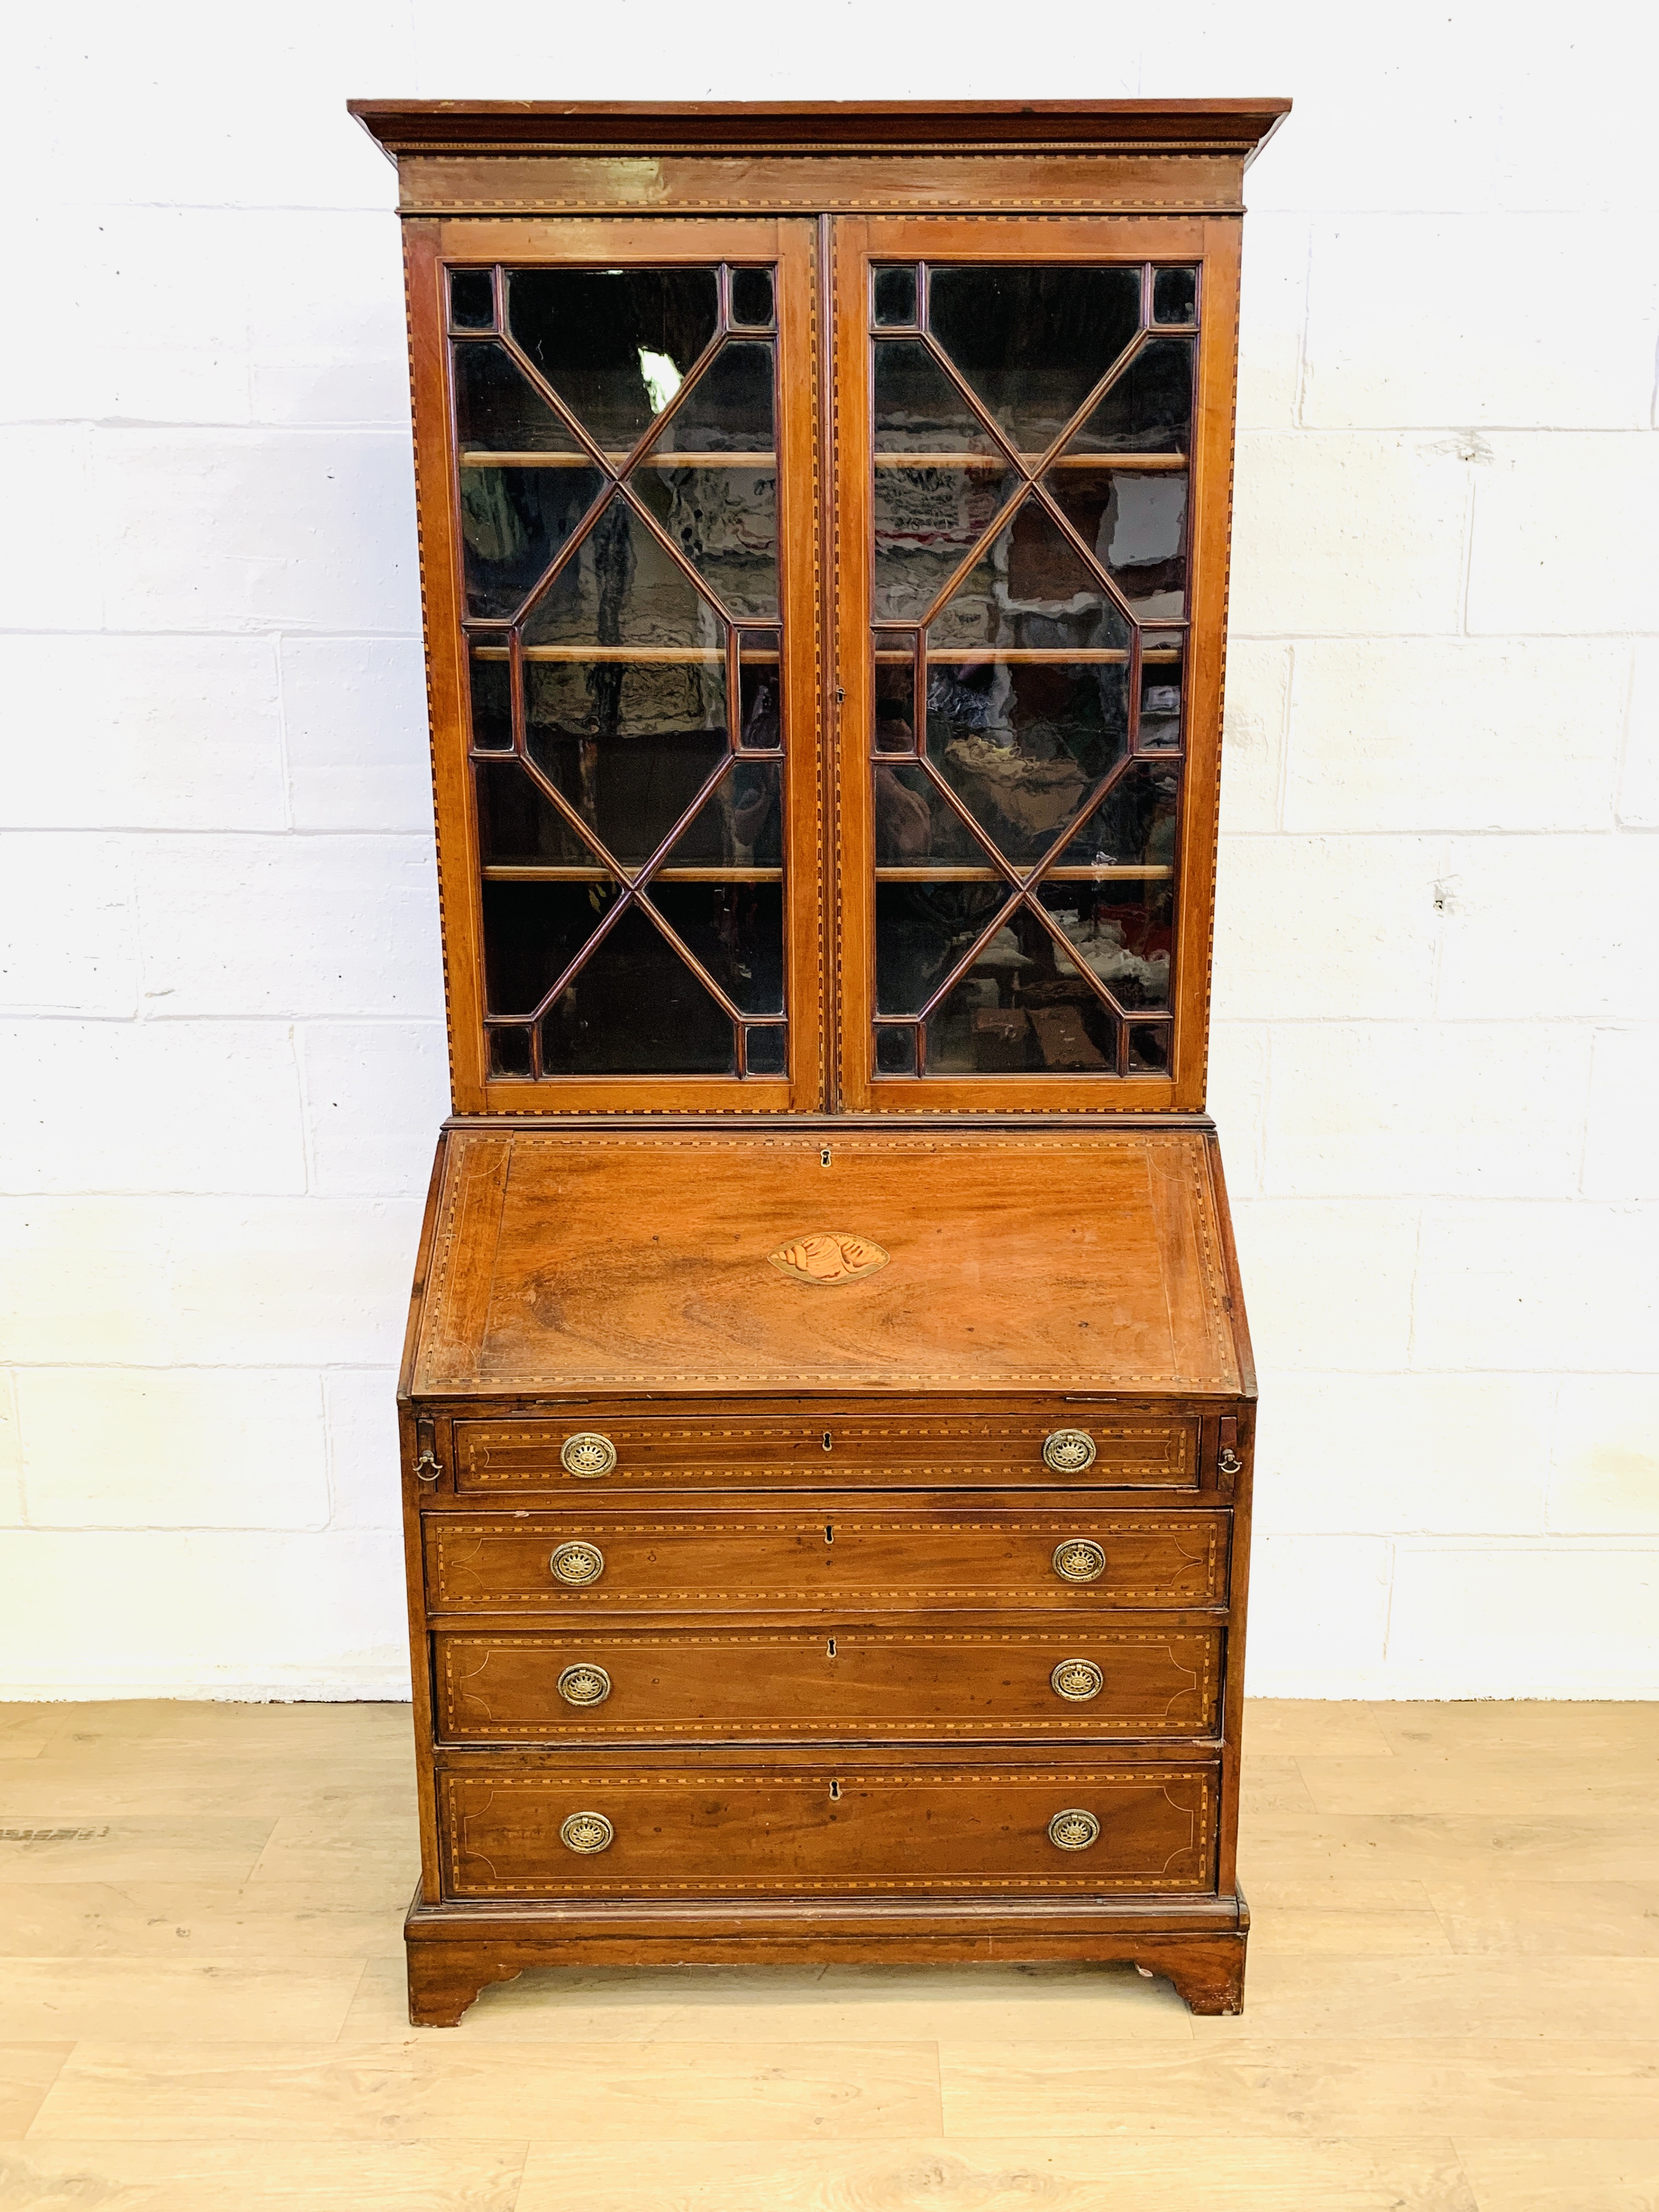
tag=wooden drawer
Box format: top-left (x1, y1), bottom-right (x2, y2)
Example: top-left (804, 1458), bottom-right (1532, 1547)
top-left (437, 1756), bottom-right (1219, 1898)
top-left (450, 1411), bottom-right (1200, 1495)
top-left (432, 1624), bottom-right (1224, 1745)
top-left (424, 1505), bottom-right (1229, 1617)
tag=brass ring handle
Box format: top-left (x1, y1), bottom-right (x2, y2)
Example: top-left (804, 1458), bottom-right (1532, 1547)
top-left (556, 1663), bottom-right (612, 1707)
top-left (1042, 1427), bottom-right (1097, 1474)
top-left (561, 1432), bottom-right (618, 1478)
top-left (549, 1541), bottom-right (606, 1587)
top-left (1051, 1658), bottom-right (1104, 1702)
top-left (1048, 1808), bottom-right (1101, 1851)
top-left (1217, 1446), bottom-right (1243, 1478)
top-left (1051, 1538), bottom-right (1107, 1583)
top-left (559, 1810), bottom-right (614, 1854)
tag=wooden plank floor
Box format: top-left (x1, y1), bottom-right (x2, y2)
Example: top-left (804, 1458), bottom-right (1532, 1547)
top-left (1, 1697), bottom-right (1656, 2210)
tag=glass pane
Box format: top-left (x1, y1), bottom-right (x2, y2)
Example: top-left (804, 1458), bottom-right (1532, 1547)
top-left (873, 758), bottom-right (995, 868)
top-left (487, 1025), bottom-right (533, 1076)
top-left (475, 757), bottom-right (591, 865)
top-left (522, 494), bottom-right (728, 649)
top-left (927, 266), bottom-right (1142, 453)
top-left (482, 878), bottom-right (618, 1017)
top-left (664, 759), bottom-right (782, 867)
top-left (1138, 638), bottom-right (1185, 751)
top-left (874, 465), bottom-right (1017, 623)
top-left (1049, 468), bottom-right (1188, 619)
top-left (874, 1025), bottom-right (917, 1075)
top-left (454, 341), bottom-right (581, 453)
top-left (1152, 267), bottom-right (1198, 325)
top-left (926, 494), bottom-right (1132, 653)
top-left (469, 646), bottom-right (513, 751)
top-left (507, 267), bottom-right (720, 453)
top-left (921, 907), bottom-right (1117, 1075)
top-left (1053, 761), bottom-right (1181, 869)
top-left (649, 884), bottom-right (785, 1014)
top-left (873, 266), bottom-right (919, 327)
top-left (730, 268), bottom-right (775, 329)
top-left (873, 341), bottom-right (1005, 455)
top-left (1066, 338), bottom-right (1194, 454)
top-left (926, 659), bottom-right (1130, 866)
top-left (524, 658), bottom-right (727, 868)
top-left (738, 648), bottom-right (782, 751)
top-left (1034, 881), bottom-right (1172, 1010)
top-left (648, 341), bottom-right (774, 454)
top-left (1128, 1021), bottom-right (1172, 1073)
top-left (874, 645), bottom-right (919, 754)
top-left (449, 270), bottom-right (496, 331)
top-left (746, 1023), bottom-right (787, 1075)
top-left (874, 883), bottom-right (1009, 1016)
top-left (458, 464), bottom-right (605, 619)
top-left (539, 903), bottom-right (736, 1074)
top-left (631, 462), bottom-right (778, 619)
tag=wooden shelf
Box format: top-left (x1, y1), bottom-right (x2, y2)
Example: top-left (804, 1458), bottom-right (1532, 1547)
top-left (482, 864), bottom-right (783, 883)
top-left (872, 451), bottom-right (1187, 471)
top-left (460, 450), bottom-right (775, 469)
top-left (874, 865), bottom-right (1173, 883)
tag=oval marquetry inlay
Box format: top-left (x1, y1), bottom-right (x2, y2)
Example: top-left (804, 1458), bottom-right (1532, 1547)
top-left (767, 1233), bottom-right (890, 1287)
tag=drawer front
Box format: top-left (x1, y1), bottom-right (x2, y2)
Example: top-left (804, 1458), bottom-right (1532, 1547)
top-left (425, 1508), bottom-right (1229, 1616)
top-left (452, 1414), bottom-right (1200, 1494)
top-left (438, 1758), bottom-right (1218, 1897)
top-left (432, 1625), bottom-right (1223, 1745)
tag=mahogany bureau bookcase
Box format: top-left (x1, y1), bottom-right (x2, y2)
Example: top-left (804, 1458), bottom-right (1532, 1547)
top-left (351, 96), bottom-right (1288, 2025)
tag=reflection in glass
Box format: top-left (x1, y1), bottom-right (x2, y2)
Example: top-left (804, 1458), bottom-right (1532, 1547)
top-left (1033, 881), bottom-right (1172, 1010)
top-left (927, 266), bottom-right (1142, 452)
top-left (488, 1024), bottom-right (533, 1076)
top-left (1128, 1022), bottom-right (1172, 1072)
top-left (632, 463), bottom-right (778, 619)
top-left (738, 654), bottom-right (782, 751)
top-left (1152, 267), bottom-right (1198, 325)
top-left (873, 265), bottom-right (919, 327)
top-left (916, 904), bottom-right (1116, 1075)
top-left (507, 267), bottom-right (720, 452)
top-left (539, 904), bottom-right (736, 1074)
top-left (1046, 465), bottom-right (1189, 618)
top-left (874, 465), bottom-right (1017, 623)
top-left (482, 878), bottom-right (617, 1015)
top-left (926, 659), bottom-right (1129, 866)
top-left (651, 884), bottom-right (785, 1014)
top-left (874, 1025), bottom-right (917, 1075)
top-left (469, 647), bottom-right (513, 751)
top-left (649, 342), bottom-right (774, 453)
top-left (1138, 639), bottom-right (1185, 751)
top-left (873, 647), bottom-right (918, 754)
top-left (927, 494), bottom-right (1132, 653)
top-left (730, 268), bottom-right (775, 329)
top-left (873, 341), bottom-right (1005, 454)
top-left (1068, 338), bottom-right (1194, 454)
top-left (874, 883), bottom-right (1008, 1016)
top-left (523, 494), bottom-right (728, 649)
top-left (475, 757), bottom-right (591, 865)
top-left (1055, 761), bottom-right (1180, 869)
top-left (524, 658), bottom-right (727, 868)
top-left (449, 270), bottom-right (496, 331)
top-left (458, 463), bottom-right (605, 619)
top-left (746, 1024), bottom-right (787, 1075)
top-left (665, 759), bottom-right (782, 867)
top-left (454, 342), bottom-right (582, 452)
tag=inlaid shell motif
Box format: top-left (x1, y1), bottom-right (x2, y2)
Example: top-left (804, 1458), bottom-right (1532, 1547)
top-left (767, 1232), bottom-right (891, 1287)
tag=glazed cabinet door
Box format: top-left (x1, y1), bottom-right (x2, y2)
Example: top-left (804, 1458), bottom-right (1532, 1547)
top-left (406, 218), bottom-right (825, 1113)
top-left (831, 216), bottom-right (1240, 1113)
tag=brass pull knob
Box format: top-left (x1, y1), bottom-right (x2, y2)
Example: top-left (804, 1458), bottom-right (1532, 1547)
top-left (556, 1663), bottom-right (612, 1707)
top-left (1048, 1808), bottom-right (1101, 1851)
top-left (1052, 1538), bottom-right (1106, 1583)
top-left (549, 1541), bottom-right (605, 1587)
top-left (559, 1810), bottom-right (614, 1854)
top-left (561, 1432), bottom-right (618, 1478)
top-left (1051, 1658), bottom-right (1104, 1702)
top-left (1042, 1428), bottom-right (1097, 1473)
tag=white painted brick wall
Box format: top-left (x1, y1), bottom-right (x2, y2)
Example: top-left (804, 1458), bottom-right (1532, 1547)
top-left (2, 0), bottom-right (1655, 1698)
